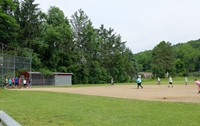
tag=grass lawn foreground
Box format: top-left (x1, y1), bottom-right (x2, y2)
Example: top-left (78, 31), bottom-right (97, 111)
top-left (0, 86), bottom-right (200, 126)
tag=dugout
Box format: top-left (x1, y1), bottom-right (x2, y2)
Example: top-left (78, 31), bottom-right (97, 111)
top-left (21, 72), bottom-right (73, 86)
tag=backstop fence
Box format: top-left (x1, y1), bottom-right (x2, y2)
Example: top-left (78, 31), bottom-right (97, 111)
top-left (0, 54), bottom-right (32, 88)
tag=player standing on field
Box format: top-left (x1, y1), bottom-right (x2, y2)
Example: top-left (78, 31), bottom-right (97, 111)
top-left (168, 76), bottom-right (173, 88)
top-left (185, 76), bottom-right (188, 85)
top-left (194, 79), bottom-right (200, 94)
top-left (136, 76), bottom-right (143, 89)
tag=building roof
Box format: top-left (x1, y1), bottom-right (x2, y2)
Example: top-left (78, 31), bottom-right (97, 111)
top-left (27, 72), bottom-right (73, 75)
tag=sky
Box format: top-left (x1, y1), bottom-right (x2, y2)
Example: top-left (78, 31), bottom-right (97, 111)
top-left (34, 0), bottom-right (200, 54)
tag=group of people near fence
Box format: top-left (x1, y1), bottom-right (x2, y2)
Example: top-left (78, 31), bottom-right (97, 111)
top-left (4, 77), bottom-right (32, 89)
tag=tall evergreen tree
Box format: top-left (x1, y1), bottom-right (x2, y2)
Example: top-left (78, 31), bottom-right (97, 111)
top-left (18, 0), bottom-right (42, 48)
top-left (70, 9), bottom-right (94, 84)
top-left (151, 41), bottom-right (175, 77)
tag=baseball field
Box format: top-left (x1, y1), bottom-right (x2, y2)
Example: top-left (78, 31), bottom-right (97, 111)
top-left (20, 84), bottom-right (200, 103)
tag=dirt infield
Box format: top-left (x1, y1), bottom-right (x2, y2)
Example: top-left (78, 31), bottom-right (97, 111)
top-left (18, 85), bottom-right (200, 103)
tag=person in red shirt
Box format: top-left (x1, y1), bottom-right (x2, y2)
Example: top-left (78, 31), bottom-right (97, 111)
top-left (11, 77), bottom-right (15, 88)
top-left (18, 77), bottom-right (21, 89)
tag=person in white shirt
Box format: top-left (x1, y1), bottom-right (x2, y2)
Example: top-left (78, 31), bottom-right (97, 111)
top-left (168, 76), bottom-right (173, 88)
top-left (185, 76), bottom-right (188, 85)
top-left (157, 77), bottom-right (161, 85)
top-left (23, 79), bottom-right (27, 88)
top-left (111, 78), bottom-right (114, 85)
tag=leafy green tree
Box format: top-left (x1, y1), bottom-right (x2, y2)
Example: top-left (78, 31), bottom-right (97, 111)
top-left (134, 50), bottom-right (152, 72)
top-left (123, 48), bottom-right (137, 81)
top-left (1, 0), bottom-right (16, 13)
top-left (135, 40), bottom-right (200, 77)
top-left (175, 58), bottom-right (185, 76)
top-left (41, 6), bottom-right (73, 71)
top-left (70, 9), bottom-right (137, 84)
top-left (174, 43), bottom-right (200, 75)
top-left (0, 0), bottom-right (19, 45)
top-left (151, 41), bottom-right (175, 77)
top-left (0, 1), bottom-right (138, 84)
top-left (47, 6), bottom-right (65, 26)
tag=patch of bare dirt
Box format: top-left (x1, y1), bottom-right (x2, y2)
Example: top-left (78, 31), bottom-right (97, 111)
top-left (16, 85), bottom-right (200, 103)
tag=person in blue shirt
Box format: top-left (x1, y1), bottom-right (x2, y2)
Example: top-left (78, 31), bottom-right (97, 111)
top-left (8, 78), bottom-right (12, 88)
top-left (136, 76), bottom-right (143, 89)
top-left (15, 77), bottom-right (18, 87)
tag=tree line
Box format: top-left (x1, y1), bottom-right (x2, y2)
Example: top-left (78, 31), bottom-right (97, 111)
top-left (0, 0), bottom-right (137, 84)
top-left (1, 0), bottom-right (199, 84)
top-left (134, 40), bottom-right (200, 78)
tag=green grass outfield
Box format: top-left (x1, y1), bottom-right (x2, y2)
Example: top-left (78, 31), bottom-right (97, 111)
top-left (0, 85), bottom-right (200, 126)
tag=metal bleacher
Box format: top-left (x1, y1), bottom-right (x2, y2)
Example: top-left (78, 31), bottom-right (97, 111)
top-left (0, 111), bottom-right (21, 126)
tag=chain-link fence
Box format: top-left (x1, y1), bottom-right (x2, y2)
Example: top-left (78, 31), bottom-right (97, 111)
top-left (0, 54), bottom-right (32, 88)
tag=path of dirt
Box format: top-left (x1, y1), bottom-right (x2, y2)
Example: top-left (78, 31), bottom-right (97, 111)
top-left (17, 85), bottom-right (200, 103)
